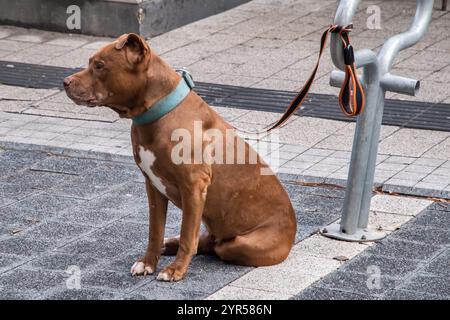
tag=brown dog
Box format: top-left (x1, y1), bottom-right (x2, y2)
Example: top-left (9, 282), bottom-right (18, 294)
top-left (64, 33), bottom-right (296, 282)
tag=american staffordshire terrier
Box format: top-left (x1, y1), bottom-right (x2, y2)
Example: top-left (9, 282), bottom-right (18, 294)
top-left (64, 33), bottom-right (297, 282)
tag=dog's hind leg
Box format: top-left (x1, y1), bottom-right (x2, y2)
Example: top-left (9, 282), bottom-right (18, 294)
top-left (214, 227), bottom-right (294, 267)
top-left (161, 231), bottom-right (215, 255)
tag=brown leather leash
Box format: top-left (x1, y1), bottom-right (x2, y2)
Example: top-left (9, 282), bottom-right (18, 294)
top-left (236, 24), bottom-right (365, 134)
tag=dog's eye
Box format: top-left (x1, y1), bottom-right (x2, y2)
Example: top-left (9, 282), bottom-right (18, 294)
top-left (94, 61), bottom-right (105, 70)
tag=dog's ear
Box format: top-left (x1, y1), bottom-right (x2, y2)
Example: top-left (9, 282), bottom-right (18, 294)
top-left (115, 33), bottom-right (149, 64)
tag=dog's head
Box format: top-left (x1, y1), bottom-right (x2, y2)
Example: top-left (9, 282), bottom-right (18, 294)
top-left (64, 33), bottom-right (152, 118)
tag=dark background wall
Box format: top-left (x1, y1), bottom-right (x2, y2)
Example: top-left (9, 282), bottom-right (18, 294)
top-left (0, 0), bottom-right (250, 37)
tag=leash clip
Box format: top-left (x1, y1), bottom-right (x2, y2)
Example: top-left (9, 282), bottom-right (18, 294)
top-left (176, 68), bottom-right (195, 89)
top-left (343, 45), bottom-right (355, 65)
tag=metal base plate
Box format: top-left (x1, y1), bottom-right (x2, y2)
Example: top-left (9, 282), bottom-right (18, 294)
top-left (320, 223), bottom-right (387, 242)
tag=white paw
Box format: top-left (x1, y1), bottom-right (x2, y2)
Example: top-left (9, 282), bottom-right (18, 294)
top-left (130, 261), bottom-right (154, 276)
top-left (156, 271), bottom-right (171, 281)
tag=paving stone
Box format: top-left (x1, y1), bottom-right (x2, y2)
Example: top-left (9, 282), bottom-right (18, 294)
top-left (384, 156), bottom-right (417, 165)
top-left (27, 253), bottom-right (99, 272)
top-left (46, 36), bottom-right (90, 48)
top-left (0, 268), bottom-right (66, 293)
top-left (81, 270), bottom-right (152, 291)
top-left (423, 250), bottom-right (450, 277)
top-left (390, 225), bottom-right (450, 246)
top-left (0, 237), bottom-right (55, 256)
top-left (368, 211), bottom-right (413, 232)
top-left (292, 286), bottom-right (378, 300)
top-left (208, 285), bottom-right (291, 300)
top-left (399, 274), bottom-right (450, 298)
top-left (315, 270), bottom-right (397, 295)
top-left (1, 193), bottom-right (85, 225)
top-left (366, 239), bottom-right (441, 261)
top-left (413, 209), bottom-right (450, 230)
top-left (340, 253), bottom-right (421, 279)
top-left (382, 289), bottom-right (445, 300)
top-left (129, 283), bottom-right (207, 300)
top-left (412, 184), bottom-right (449, 197)
top-left (379, 129), bottom-right (449, 157)
top-left (370, 194), bottom-right (433, 216)
top-left (23, 221), bottom-right (92, 243)
top-left (46, 287), bottom-right (117, 300)
top-left (0, 254), bottom-right (27, 274)
top-left (229, 266), bottom-right (320, 295)
top-left (154, 255), bottom-right (251, 294)
top-left (413, 158), bottom-right (447, 167)
top-left (293, 234), bottom-right (370, 260)
top-left (0, 290), bottom-right (35, 300)
top-left (57, 238), bottom-right (134, 259)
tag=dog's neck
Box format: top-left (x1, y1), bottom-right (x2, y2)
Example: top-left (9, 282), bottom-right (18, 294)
top-left (141, 55), bottom-right (181, 113)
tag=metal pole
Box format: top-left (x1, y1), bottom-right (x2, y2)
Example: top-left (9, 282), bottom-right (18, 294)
top-left (322, 0), bottom-right (434, 242)
top-left (359, 0), bottom-right (434, 228)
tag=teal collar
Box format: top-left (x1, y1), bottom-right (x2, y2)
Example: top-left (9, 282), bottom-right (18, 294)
top-left (132, 70), bottom-right (195, 125)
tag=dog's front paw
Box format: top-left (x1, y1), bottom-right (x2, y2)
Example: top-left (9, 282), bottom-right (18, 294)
top-left (157, 264), bottom-right (186, 282)
top-left (130, 260), bottom-right (154, 277)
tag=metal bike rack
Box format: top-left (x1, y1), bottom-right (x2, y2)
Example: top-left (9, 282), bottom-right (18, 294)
top-left (321, 0), bottom-right (434, 242)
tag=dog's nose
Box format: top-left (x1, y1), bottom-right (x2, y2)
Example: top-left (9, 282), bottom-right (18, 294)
top-left (63, 76), bottom-right (72, 88)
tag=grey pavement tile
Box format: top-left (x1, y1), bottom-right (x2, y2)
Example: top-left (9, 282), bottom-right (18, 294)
top-left (384, 156), bottom-right (418, 165)
top-left (340, 253), bottom-right (421, 279)
top-left (125, 203), bottom-right (182, 232)
top-left (81, 270), bottom-right (152, 291)
top-left (0, 254), bottom-right (27, 273)
top-left (89, 221), bottom-right (149, 247)
top-left (410, 186), bottom-right (447, 199)
top-left (128, 284), bottom-right (207, 300)
top-left (0, 290), bottom-right (36, 300)
top-left (0, 197), bottom-right (15, 208)
top-left (423, 250), bottom-right (450, 277)
top-left (53, 206), bottom-right (126, 227)
top-left (0, 237), bottom-right (55, 257)
top-left (413, 209), bottom-right (450, 229)
top-left (46, 288), bottom-right (117, 300)
top-left (0, 268), bottom-right (66, 293)
top-left (0, 181), bottom-right (41, 201)
top-left (292, 286), bottom-right (378, 300)
top-left (22, 221), bottom-right (93, 243)
top-left (390, 225), bottom-right (450, 246)
top-left (57, 237), bottom-right (134, 259)
top-left (31, 155), bottom-right (102, 175)
top-left (399, 274), bottom-right (450, 298)
top-left (432, 202), bottom-right (450, 212)
top-left (314, 270), bottom-right (397, 296)
top-left (27, 253), bottom-right (99, 272)
top-left (3, 162), bottom-right (81, 187)
top-left (1, 193), bottom-right (85, 223)
top-left (404, 165), bottom-right (437, 174)
top-left (153, 255), bottom-right (252, 295)
top-left (382, 289), bottom-right (446, 300)
top-left (49, 178), bottom-right (120, 200)
top-left (366, 239), bottom-right (442, 261)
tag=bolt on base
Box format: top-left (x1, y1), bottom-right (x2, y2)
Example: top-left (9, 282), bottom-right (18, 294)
top-left (320, 222), bottom-right (387, 242)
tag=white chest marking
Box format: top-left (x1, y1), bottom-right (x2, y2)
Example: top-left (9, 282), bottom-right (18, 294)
top-left (138, 146), bottom-right (168, 197)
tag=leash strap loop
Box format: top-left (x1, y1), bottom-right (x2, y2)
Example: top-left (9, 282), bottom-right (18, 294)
top-left (242, 24), bottom-right (365, 134)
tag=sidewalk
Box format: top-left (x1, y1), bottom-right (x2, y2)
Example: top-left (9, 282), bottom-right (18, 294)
top-left (0, 144), bottom-right (447, 300)
top-left (1, 0), bottom-right (449, 198)
top-left (0, 0), bottom-right (449, 300)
